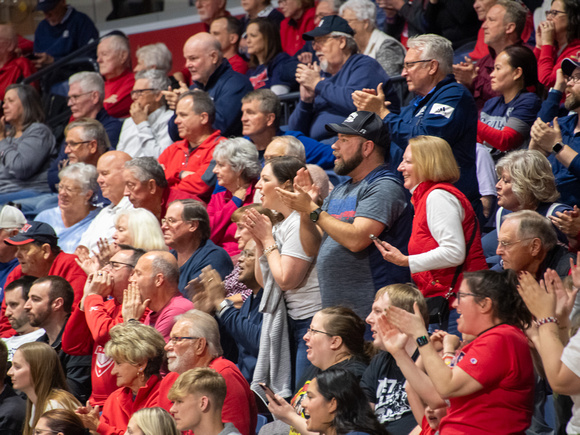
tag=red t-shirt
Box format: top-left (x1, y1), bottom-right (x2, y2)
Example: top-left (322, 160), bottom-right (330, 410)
top-left (104, 69), bottom-right (135, 118)
top-left (0, 55), bottom-right (35, 100)
top-left (228, 53), bottom-right (248, 75)
top-left (280, 7), bottom-right (316, 56)
top-left (439, 324), bottom-right (534, 434)
top-left (157, 357), bottom-right (257, 435)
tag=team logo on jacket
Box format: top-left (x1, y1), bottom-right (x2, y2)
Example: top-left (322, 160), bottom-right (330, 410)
top-left (95, 345), bottom-right (114, 377)
top-left (429, 103), bottom-right (455, 118)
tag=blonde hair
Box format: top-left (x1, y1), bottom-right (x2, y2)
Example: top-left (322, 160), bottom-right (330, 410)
top-left (115, 208), bottom-right (168, 251)
top-left (496, 150), bottom-right (559, 209)
top-left (131, 407), bottom-right (179, 435)
top-left (104, 322), bottom-right (166, 378)
top-left (375, 284), bottom-right (429, 327)
top-left (167, 368), bottom-right (226, 409)
top-left (18, 342), bottom-right (80, 435)
top-left (409, 136), bottom-right (460, 184)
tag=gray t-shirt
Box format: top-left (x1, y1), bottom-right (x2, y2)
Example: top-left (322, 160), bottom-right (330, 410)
top-left (317, 166), bottom-right (412, 320)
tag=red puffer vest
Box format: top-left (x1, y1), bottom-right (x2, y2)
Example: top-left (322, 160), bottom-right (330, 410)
top-left (408, 181), bottom-right (488, 298)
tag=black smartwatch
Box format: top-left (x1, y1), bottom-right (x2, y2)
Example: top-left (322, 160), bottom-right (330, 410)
top-left (310, 207), bottom-right (323, 223)
top-left (416, 335), bottom-right (429, 347)
top-left (552, 142), bottom-right (564, 154)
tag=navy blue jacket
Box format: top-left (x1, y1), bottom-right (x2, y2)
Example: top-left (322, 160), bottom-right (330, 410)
top-left (288, 54), bottom-right (400, 141)
top-left (34, 7), bottom-right (98, 60)
top-left (383, 74), bottom-right (479, 202)
top-left (219, 289), bottom-right (263, 383)
top-left (168, 59), bottom-right (254, 141)
top-left (47, 108), bottom-right (122, 193)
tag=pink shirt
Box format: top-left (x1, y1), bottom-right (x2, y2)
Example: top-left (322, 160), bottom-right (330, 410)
top-left (145, 294), bottom-right (193, 342)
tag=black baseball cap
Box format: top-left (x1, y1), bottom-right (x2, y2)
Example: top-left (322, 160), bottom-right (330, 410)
top-left (5, 221), bottom-right (59, 247)
top-left (562, 58), bottom-right (580, 77)
top-left (326, 111), bottom-right (389, 146)
top-left (303, 15), bottom-right (354, 41)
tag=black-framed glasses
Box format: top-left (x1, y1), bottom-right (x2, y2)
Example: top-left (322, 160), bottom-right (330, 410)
top-left (545, 9), bottom-right (566, 17)
top-left (105, 260), bottom-right (135, 270)
top-left (403, 59), bottom-right (434, 70)
top-left (307, 327), bottom-right (333, 337)
top-left (130, 88), bottom-right (157, 99)
top-left (168, 336), bottom-right (199, 345)
top-left (64, 140), bottom-right (92, 150)
top-left (456, 292), bottom-right (479, 303)
top-left (67, 91), bottom-right (93, 103)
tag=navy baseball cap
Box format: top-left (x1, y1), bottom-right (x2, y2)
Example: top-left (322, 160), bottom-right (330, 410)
top-left (303, 15), bottom-right (354, 41)
top-left (36, 0), bottom-right (61, 11)
top-left (326, 111), bottom-right (389, 147)
top-left (562, 58), bottom-right (580, 77)
top-left (5, 221), bottom-right (58, 247)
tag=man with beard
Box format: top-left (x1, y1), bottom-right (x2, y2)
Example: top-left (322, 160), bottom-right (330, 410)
top-left (277, 111), bottom-right (412, 323)
top-left (25, 276), bottom-right (91, 403)
top-left (531, 58), bottom-right (580, 207)
top-left (288, 15), bottom-right (400, 142)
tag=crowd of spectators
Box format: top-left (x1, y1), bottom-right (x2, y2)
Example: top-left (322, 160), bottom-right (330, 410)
top-left (2, 0), bottom-right (580, 433)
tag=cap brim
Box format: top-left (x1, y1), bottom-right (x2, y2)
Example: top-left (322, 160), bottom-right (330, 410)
top-left (325, 122), bottom-right (361, 136)
top-left (5, 237), bottom-right (34, 245)
top-left (303, 28), bottom-right (330, 41)
top-left (562, 58), bottom-right (580, 77)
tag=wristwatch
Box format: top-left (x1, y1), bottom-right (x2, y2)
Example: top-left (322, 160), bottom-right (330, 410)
top-left (552, 142), bottom-right (564, 154)
top-left (216, 299), bottom-right (234, 318)
top-left (416, 335), bottom-right (429, 347)
top-left (310, 207), bottom-right (323, 223)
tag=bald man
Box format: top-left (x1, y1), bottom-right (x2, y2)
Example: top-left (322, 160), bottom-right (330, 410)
top-left (0, 24), bottom-right (34, 101)
top-left (165, 32), bottom-right (252, 140)
top-left (124, 251), bottom-right (194, 341)
top-left (76, 151), bottom-right (134, 254)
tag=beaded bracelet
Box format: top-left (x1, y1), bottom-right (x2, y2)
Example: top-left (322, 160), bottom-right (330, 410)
top-left (534, 317), bottom-right (559, 327)
top-left (263, 244), bottom-right (279, 257)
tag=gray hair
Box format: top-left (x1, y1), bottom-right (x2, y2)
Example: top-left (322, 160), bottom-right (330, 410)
top-left (150, 251), bottom-right (180, 286)
top-left (135, 43), bottom-right (173, 74)
top-left (496, 0), bottom-right (527, 39)
top-left (59, 162), bottom-right (99, 201)
top-left (101, 34), bottom-right (132, 69)
top-left (175, 310), bottom-right (223, 358)
top-left (329, 31), bottom-right (359, 55)
top-left (270, 136), bottom-right (306, 162)
top-left (66, 118), bottom-right (110, 155)
top-left (496, 150), bottom-right (559, 209)
top-left (213, 137), bottom-right (261, 181)
top-left (241, 89), bottom-right (281, 128)
top-left (135, 69), bottom-right (171, 107)
top-left (319, 0), bottom-right (342, 13)
top-left (173, 199), bottom-right (211, 242)
top-left (68, 72), bottom-right (105, 103)
top-left (407, 34), bottom-right (453, 75)
top-left (125, 157), bottom-right (168, 188)
top-left (504, 210), bottom-right (557, 252)
top-left (340, 0), bottom-right (377, 27)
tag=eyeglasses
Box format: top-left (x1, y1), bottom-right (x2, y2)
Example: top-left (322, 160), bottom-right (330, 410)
top-left (162, 217), bottom-right (183, 226)
top-left (497, 237), bottom-right (535, 248)
top-left (130, 88), bottom-right (157, 99)
top-left (168, 336), bottom-right (199, 345)
top-left (306, 327), bottom-right (333, 337)
top-left (64, 140), bottom-right (92, 150)
top-left (456, 292), bottom-right (479, 303)
top-left (545, 9), bottom-right (566, 17)
top-left (67, 92), bottom-right (93, 103)
top-left (565, 74), bottom-right (580, 84)
top-left (56, 183), bottom-right (82, 194)
top-left (312, 36), bottom-right (339, 49)
top-left (403, 59), bottom-right (434, 70)
top-left (104, 260), bottom-right (135, 270)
